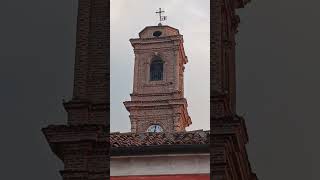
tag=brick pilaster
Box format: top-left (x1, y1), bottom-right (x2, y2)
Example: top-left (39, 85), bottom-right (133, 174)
top-left (42, 0), bottom-right (109, 180)
top-left (66, 0), bottom-right (108, 126)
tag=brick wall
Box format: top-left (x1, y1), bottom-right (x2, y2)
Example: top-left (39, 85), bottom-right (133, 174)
top-left (65, 0), bottom-right (108, 126)
top-left (211, 0), bottom-right (258, 179)
top-left (125, 26), bottom-right (191, 133)
top-left (43, 0), bottom-right (110, 180)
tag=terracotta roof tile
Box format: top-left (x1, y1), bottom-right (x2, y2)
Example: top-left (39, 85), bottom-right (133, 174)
top-left (110, 130), bottom-right (209, 148)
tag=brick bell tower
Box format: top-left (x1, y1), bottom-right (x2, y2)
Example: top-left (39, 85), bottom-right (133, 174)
top-left (124, 24), bottom-right (192, 133)
top-left (42, 0), bottom-right (109, 179)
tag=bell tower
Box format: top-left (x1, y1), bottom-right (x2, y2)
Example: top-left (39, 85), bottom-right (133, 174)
top-left (124, 24), bottom-right (191, 133)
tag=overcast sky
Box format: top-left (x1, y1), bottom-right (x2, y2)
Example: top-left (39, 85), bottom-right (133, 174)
top-left (110, 0), bottom-right (210, 132)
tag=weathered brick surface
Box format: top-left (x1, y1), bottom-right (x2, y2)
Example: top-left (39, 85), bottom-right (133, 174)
top-left (211, 0), bottom-right (257, 180)
top-left (65, 0), bottom-right (108, 126)
top-left (43, 0), bottom-right (109, 180)
top-left (73, 0), bottom-right (107, 102)
top-left (124, 25), bottom-right (191, 133)
top-left (43, 125), bottom-right (109, 180)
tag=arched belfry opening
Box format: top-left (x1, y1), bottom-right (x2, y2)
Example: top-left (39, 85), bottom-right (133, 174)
top-left (150, 56), bottom-right (164, 81)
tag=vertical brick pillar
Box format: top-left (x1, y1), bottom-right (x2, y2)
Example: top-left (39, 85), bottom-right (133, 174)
top-left (73, 0), bottom-right (91, 100)
top-left (42, 1), bottom-right (109, 180)
top-left (64, 0), bottom-right (108, 126)
top-left (211, 0), bottom-right (223, 94)
top-left (87, 0), bottom-right (108, 103)
top-left (211, 0), bottom-right (239, 117)
top-left (211, 0), bottom-right (258, 180)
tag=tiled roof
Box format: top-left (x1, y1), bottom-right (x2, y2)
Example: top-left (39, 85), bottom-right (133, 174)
top-left (110, 130), bottom-right (209, 148)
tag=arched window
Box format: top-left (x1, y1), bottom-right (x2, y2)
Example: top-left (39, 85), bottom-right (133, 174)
top-left (150, 56), bottom-right (163, 81)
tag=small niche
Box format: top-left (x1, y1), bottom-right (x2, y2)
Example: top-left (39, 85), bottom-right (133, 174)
top-left (153, 31), bottom-right (162, 37)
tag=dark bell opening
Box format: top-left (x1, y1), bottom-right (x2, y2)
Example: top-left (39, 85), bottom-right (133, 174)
top-left (153, 31), bottom-right (162, 37)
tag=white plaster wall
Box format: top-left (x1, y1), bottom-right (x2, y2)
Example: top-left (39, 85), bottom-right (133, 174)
top-left (110, 153), bottom-right (209, 176)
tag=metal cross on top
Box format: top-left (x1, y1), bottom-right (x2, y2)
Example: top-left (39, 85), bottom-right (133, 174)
top-left (155, 8), bottom-right (167, 25)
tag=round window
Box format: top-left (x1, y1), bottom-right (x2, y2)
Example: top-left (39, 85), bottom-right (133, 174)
top-left (153, 31), bottom-right (162, 37)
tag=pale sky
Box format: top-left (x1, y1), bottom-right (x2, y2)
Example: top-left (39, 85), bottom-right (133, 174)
top-left (110, 0), bottom-right (210, 132)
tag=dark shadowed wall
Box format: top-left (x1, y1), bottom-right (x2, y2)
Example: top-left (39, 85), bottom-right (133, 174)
top-left (237, 1), bottom-right (320, 179)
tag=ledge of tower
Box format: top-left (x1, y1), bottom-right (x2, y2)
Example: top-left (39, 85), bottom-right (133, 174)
top-left (138, 25), bottom-right (180, 39)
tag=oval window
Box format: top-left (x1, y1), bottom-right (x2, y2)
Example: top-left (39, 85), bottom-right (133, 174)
top-left (153, 31), bottom-right (162, 37)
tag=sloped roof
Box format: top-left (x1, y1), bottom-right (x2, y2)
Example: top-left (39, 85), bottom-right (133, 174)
top-left (110, 130), bottom-right (209, 148)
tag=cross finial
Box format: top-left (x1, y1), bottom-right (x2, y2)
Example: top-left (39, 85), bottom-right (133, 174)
top-left (155, 8), bottom-right (167, 25)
